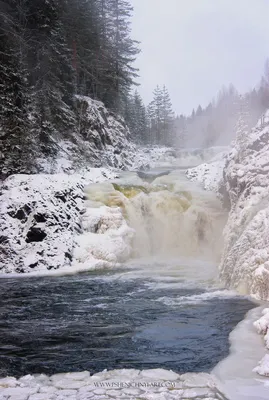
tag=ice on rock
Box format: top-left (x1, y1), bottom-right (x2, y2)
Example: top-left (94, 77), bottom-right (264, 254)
top-left (18, 374), bottom-right (47, 388)
top-left (93, 388), bottom-right (106, 395)
top-left (253, 354), bottom-right (269, 376)
top-left (1, 387), bottom-right (39, 397)
top-left (182, 387), bottom-right (213, 398)
top-left (78, 385), bottom-right (97, 394)
top-left (51, 373), bottom-right (70, 384)
top-left (53, 378), bottom-right (86, 390)
top-left (39, 386), bottom-right (57, 393)
top-left (186, 154), bottom-right (227, 193)
top-left (0, 377), bottom-right (18, 388)
top-left (28, 394), bottom-right (55, 400)
top-left (54, 389), bottom-right (78, 396)
top-left (8, 395), bottom-right (29, 400)
top-left (63, 372), bottom-right (90, 381)
top-left (122, 387), bottom-right (142, 395)
top-left (92, 368), bottom-right (141, 381)
top-left (140, 369), bottom-right (179, 381)
top-left (254, 309), bottom-right (269, 334)
top-left (180, 372), bottom-right (218, 388)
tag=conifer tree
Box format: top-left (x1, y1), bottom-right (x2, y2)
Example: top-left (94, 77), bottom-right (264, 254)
top-left (161, 85), bottom-right (174, 145)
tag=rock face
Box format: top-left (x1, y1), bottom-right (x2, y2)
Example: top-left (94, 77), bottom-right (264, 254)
top-left (0, 170), bottom-right (117, 274)
top-left (1, 96), bottom-right (143, 177)
top-left (219, 111), bottom-right (269, 300)
top-left (72, 96), bottom-right (137, 171)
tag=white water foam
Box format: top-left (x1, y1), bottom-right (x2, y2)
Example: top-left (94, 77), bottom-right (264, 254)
top-left (155, 289), bottom-right (239, 307)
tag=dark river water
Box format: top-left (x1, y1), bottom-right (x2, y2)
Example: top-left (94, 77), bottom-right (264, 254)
top-left (0, 269), bottom-right (255, 377)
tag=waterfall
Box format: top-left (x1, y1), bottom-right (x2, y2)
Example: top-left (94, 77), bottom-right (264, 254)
top-left (79, 170), bottom-right (226, 270)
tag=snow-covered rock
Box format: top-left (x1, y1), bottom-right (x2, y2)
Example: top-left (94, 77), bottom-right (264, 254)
top-left (186, 152), bottom-right (227, 193)
top-left (219, 110), bottom-right (269, 300)
top-left (253, 308), bottom-right (269, 377)
top-left (0, 169), bottom-right (118, 274)
top-left (136, 145), bottom-right (229, 172)
top-left (1, 95), bottom-right (149, 177)
top-left (73, 202), bottom-right (134, 271)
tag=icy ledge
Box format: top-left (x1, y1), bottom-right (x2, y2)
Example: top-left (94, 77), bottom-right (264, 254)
top-left (0, 369), bottom-right (227, 400)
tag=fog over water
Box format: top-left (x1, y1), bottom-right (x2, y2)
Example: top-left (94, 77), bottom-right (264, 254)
top-left (131, 0), bottom-right (269, 114)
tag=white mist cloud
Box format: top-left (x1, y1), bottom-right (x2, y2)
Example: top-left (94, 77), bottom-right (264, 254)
top-left (130, 0), bottom-right (269, 114)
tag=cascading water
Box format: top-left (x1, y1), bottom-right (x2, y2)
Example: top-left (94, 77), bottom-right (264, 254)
top-left (0, 152), bottom-right (257, 392)
top-left (84, 169), bottom-right (226, 268)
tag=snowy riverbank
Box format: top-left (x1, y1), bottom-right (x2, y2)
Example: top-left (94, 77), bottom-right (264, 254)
top-left (0, 369), bottom-right (226, 400)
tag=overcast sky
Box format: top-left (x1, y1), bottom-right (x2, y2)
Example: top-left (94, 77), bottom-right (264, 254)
top-left (130, 0), bottom-right (269, 115)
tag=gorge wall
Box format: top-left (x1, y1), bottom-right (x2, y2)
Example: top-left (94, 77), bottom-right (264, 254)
top-left (219, 111), bottom-right (269, 300)
top-left (1, 96), bottom-right (143, 177)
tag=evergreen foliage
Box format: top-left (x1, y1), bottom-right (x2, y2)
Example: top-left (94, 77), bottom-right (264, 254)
top-left (0, 0), bottom-right (139, 174)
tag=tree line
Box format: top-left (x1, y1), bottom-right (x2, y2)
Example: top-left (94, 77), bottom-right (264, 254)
top-left (127, 60), bottom-right (269, 148)
top-left (1, 0), bottom-right (269, 175)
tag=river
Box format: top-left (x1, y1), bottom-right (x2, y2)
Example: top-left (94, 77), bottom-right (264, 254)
top-left (0, 165), bottom-right (257, 386)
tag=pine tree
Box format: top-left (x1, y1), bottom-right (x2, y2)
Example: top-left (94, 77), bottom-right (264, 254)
top-left (147, 101), bottom-right (156, 144)
top-left (175, 114), bottom-right (187, 148)
top-left (0, 0), bottom-right (141, 174)
top-left (234, 95), bottom-right (251, 150)
top-left (132, 90), bottom-right (147, 142)
top-left (146, 85), bottom-right (175, 146)
top-left (160, 85), bottom-right (174, 145)
top-left (0, 0), bottom-right (32, 175)
top-left (123, 91), bottom-right (147, 143)
top-left (152, 85), bottom-right (163, 143)
top-left (27, 0), bottom-right (76, 146)
top-left (104, 0), bottom-right (140, 112)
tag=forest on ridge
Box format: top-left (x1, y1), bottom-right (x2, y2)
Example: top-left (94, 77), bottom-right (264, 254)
top-left (1, 0), bottom-right (269, 175)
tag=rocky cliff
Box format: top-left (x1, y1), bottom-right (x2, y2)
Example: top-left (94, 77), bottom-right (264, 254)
top-left (219, 111), bottom-right (269, 300)
top-left (1, 96), bottom-right (142, 177)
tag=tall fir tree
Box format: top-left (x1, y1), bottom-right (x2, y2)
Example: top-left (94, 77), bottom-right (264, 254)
top-left (160, 85), bottom-right (174, 145)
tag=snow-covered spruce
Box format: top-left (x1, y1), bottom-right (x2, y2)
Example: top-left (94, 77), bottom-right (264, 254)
top-left (219, 110), bottom-right (269, 300)
top-left (0, 369), bottom-right (226, 400)
top-left (0, 169), bottom-right (119, 274)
